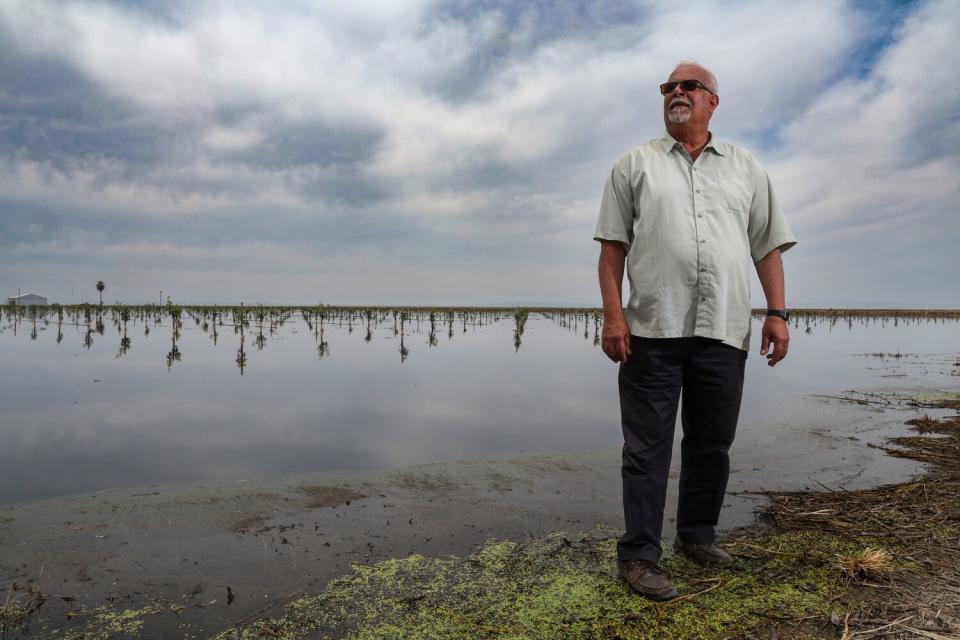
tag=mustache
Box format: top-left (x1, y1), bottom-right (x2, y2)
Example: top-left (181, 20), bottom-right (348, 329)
top-left (669, 98), bottom-right (692, 108)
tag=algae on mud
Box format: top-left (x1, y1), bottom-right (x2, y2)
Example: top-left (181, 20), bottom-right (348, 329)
top-left (204, 528), bottom-right (857, 640)
top-left (7, 396), bottom-right (960, 639)
top-left (3, 384), bottom-right (958, 639)
top-left (207, 394), bottom-right (960, 640)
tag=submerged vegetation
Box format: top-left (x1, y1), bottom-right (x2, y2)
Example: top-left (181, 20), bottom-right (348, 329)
top-left (0, 303), bottom-right (566, 371)
top-left (3, 303), bottom-right (958, 375)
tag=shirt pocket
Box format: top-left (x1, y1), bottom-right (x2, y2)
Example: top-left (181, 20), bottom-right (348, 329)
top-left (718, 171), bottom-right (752, 215)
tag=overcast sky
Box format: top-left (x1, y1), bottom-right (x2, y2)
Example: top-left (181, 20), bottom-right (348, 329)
top-left (1, 0), bottom-right (957, 307)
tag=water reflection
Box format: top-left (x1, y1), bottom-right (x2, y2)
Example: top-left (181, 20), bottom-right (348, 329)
top-left (1, 304), bottom-right (548, 371)
top-left (5, 303), bottom-right (957, 373)
top-left (1, 302), bottom-right (958, 505)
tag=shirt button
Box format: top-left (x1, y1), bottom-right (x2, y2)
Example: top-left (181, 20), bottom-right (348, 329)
top-left (699, 267), bottom-right (706, 272)
top-left (700, 239), bottom-right (706, 243)
top-left (698, 214), bottom-right (703, 218)
top-left (700, 296), bottom-right (706, 301)
top-left (696, 189), bottom-right (701, 193)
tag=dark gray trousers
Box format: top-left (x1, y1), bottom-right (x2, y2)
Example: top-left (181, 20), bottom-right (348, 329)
top-left (617, 336), bottom-right (746, 563)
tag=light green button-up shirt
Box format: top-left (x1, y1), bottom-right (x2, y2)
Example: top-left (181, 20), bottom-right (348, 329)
top-left (594, 132), bottom-right (797, 352)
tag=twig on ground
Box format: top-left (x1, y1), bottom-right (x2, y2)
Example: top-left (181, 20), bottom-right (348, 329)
top-left (847, 614), bottom-right (912, 638)
top-left (893, 623), bottom-right (957, 640)
top-left (666, 578), bottom-right (722, 604)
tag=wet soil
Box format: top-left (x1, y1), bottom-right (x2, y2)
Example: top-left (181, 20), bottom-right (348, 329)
top-left (0, 451), bottom-right (629, 638)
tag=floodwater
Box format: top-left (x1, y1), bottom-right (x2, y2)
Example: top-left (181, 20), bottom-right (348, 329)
top-left (1, 309), bottom-right (957, 506)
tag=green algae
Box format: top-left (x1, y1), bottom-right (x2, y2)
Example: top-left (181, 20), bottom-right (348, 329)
top-left (912, 391), bottom-right (960, 409)
top-left (21, 488), bottom-right (956, 639)
top-left (14, 396), bottom-right (958, 639)
top-left (201, 403), bottom-right (960, 640)
top-left (49, 602), bottom-right (165, 640)
top-left (916, 390), bottom-right (960, 402)
top-left (208, 528), bottom-right (855, 640)
top-left (90, 605), bottom-right (163, 635)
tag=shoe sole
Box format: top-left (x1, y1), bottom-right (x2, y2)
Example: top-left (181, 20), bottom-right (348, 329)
top-left (619, 574), bottom-right (680, 601)
top-left (688, 558), bottom-right (732, 568)
top-left (626, 582), bottom-right (680, 601)
top-left (674, 546), bottom-right (733, 568)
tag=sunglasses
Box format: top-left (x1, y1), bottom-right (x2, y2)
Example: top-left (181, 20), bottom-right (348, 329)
top-left (659, 79), bottom-right (714, 95)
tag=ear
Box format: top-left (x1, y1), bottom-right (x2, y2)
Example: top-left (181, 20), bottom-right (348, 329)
top-left (708, 93), bottom-right (719, 112)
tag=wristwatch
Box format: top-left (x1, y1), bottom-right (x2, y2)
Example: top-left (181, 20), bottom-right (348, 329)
top-left (766, 309), bottom-right (790, 321)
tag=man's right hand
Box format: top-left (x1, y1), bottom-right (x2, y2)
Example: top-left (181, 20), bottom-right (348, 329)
top-left (601, 316), bottom-right (632, 363)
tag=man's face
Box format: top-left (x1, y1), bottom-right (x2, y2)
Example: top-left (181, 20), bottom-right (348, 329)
top-left (663, 65), bottom-right (718, 128)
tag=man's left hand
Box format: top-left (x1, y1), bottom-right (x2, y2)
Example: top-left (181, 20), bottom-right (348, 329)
top-left (760, 317), bottom-right (789, 367)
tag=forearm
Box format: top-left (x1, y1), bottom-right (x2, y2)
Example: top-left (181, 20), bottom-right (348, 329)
top-left (598, 240), bottom-right (631, 362)
top-left (755, 248), bottom-right (785, 309)
top-left (598, 241), bottom-right (627, 320)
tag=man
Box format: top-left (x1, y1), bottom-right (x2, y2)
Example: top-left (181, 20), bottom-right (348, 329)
top-left (594, 61), bottom-right (796, 601)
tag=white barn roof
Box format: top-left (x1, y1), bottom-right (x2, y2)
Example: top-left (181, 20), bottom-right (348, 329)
top-left (7, 293), bottom-right (48, 305)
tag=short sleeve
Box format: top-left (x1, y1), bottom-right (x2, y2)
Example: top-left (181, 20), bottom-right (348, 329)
top-left (594, 160), bottom-right (634, 250)
top-left (747, 166), bottom-right (797, 263)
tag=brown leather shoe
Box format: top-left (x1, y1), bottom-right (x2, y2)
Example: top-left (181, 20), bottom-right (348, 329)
top-left (673, 538), bottom-right (733, 568)
top-left (617, 559), bottom-right (679, 601)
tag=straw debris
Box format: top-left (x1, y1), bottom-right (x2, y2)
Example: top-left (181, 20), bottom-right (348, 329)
top-left (837, 547), bottom-right (894, 583)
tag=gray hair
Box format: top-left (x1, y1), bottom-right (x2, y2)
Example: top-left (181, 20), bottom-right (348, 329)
top-left (671, 61), bottom-right (718, 94)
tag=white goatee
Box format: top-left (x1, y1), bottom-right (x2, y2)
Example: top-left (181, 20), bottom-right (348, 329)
top-left (668, 105), bottom-right (690, 124)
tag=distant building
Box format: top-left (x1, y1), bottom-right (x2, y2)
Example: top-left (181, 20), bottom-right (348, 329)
top-left (7, 293), bottom-right (48, 306)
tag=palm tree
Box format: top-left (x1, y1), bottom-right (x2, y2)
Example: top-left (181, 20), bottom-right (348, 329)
top-left (96, 281), bottom-right (105, 306)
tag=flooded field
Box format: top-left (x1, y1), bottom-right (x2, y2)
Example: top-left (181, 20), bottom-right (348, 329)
top-left (1, 305), bottom-right (958, 638)
top-left (1, 305), bottom-right (958, 506)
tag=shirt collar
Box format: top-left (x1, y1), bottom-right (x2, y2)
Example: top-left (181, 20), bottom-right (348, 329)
top-left (660, 131), bottom-right (727, 157)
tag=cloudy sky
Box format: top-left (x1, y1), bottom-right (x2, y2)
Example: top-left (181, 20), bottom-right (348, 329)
top-left (1, 0), bottom-right (957, 307)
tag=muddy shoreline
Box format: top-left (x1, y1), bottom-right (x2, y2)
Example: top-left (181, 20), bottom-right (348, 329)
top-left (2, 388), bottom-right (951, 638)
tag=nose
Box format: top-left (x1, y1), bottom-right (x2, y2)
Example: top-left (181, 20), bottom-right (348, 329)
top-left (667, 83), bottom-right (687, 99)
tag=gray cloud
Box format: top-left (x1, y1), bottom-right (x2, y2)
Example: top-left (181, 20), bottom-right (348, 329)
top-left (423, 1), bottom-right (647, 101)
top-left (0, 47), bottom-right (173, 173)
top-left (0, 0), bottom-right (957, 307)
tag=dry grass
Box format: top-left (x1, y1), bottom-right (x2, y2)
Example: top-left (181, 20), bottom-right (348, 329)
top-left (837, 547), bottom-right (894, 583)
top-left (758, 403), bottom-right (960, 640)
